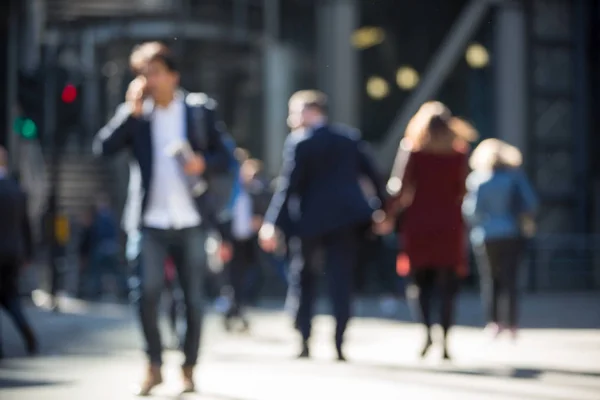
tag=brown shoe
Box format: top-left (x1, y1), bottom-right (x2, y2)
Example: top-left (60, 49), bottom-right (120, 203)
top-left (134, 364), bottom-right (163, 396)
top-left (181, 365), bottom-right (196, 393)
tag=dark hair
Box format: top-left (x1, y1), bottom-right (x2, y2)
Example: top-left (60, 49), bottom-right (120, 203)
top-left (147, 52), bottom-right (179, 74)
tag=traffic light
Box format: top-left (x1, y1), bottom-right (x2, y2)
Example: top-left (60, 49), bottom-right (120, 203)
top-left (17, 71), bottom-right (44, 140)
top-left (56, 80), bottom-right (82, 132)
top-left (13, 116), bottom-right (38, 139)
top-left (61, 84), bottom-right (77, 104)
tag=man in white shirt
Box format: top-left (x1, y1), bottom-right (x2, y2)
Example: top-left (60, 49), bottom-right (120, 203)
top-left (95, 46), bottom-right (231, 395)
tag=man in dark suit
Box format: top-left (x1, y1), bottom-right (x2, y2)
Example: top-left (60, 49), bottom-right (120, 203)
top-left (259, 90), bottom-right (387, 361)
top-left (0, 146), bottom-right (37, 359)
top-left (94, 46), bottom-right (231, 395)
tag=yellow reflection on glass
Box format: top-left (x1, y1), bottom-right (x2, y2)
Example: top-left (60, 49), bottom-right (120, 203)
top-left (396, 66), bottom-right (419, 90)
top-left (366, 76), bottom-right (389, 100)
top-left (465, 43), bottom-right (490, 68)
top-left (351, 27), bottom-right (385, 50)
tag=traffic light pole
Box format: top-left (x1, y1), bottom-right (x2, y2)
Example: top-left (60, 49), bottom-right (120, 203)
top-left (43, 45), bottom-right (60, 310)
top-left (5, 0), bottom-right (19, 164)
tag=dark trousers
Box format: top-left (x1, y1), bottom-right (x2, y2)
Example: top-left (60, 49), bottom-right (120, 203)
top-left (138, 227), bottom-right (206, 366)
top-left (289, 227), bottom-right (357, 349)
top-left (409, 268), bottom-right (458, 337)
top-left (225, 237), bottom-right (257, 318)
top-left (476, 237), bottom-right (523, 327)
top-left (0, 254), bottom-right (36, 355)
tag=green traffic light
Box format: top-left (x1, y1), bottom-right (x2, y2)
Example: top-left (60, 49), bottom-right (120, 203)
top-left (22, 119), bottom-right (37, 138)
top-left (13, 117), bottom-right (37, 139)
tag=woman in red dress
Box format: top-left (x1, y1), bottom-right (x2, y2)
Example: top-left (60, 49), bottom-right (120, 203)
top-left (385, 101), bottom-right (477, 360)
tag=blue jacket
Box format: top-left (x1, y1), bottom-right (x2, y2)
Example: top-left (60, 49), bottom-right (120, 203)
top-left (265, 124), bottom-right (386, 238)
top-left (463, 167), bottom-right (538, 244)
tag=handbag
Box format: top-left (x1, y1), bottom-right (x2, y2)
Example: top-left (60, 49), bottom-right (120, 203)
top-left (511, 173), bottom-right (536, 239)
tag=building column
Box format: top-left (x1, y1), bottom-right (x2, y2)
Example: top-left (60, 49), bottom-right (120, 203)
top-left (494, 2), bottom-right (531, 288)
top-left (262, 41), bottom-right (294, 175)
top-left (317, 0), bottom-right (359, 126)
top-left (494, 2), bottom-right (527, 153)
top-left (21, 0), bottom-right (45, 73)
top-left (262, 0), bottom-right (293, 175)
top-left (80, 29), bottom-right (98, 147)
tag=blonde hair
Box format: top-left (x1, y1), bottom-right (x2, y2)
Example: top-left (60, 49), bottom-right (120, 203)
top-left (129, 42), bottom-right (170, 74)
top-left (242, 158), bottom-right (263, 174)
top-left (288, 90), bottom-right (328, 113)
top-left (233, 147), bottom-right (250, 163)
top-left (469, 138), bottom-right (523, 171)
top-left (404, 101), bottom-right (478, 151)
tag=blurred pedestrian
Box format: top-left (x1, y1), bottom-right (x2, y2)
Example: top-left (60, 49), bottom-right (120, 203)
top-left (76, 205), bottom-right (95, 298)
top-left (384, 101), bottom-right (477, 360)
top-left (94, 43), bottom-right (231, 395)
top-left (222, 156), bottom-right (271, 331)
top-left (0, 146), bottom-right (37, 359)
top-left (464, 138), bottom-right (538, 340)
top-left (259, 90), bottom-right (387, 361)
top-left (86, 194), bottom-right (127, 300)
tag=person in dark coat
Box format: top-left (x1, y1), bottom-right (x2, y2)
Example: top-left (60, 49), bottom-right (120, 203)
top-left (0, 146), bottom-right (37, 359)
top-left (259, 90), bottom-right (387, 361)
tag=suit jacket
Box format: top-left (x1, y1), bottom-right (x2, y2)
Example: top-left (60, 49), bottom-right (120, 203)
top-left (0, 175), bottom-right (33, 260)
top-left (93, 92), bottom-right (231, 230)
top-left (265, 124), bottom-right (386, 239)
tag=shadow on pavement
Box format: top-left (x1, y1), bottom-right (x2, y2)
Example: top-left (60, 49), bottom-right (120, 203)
top-left (0, 377), bottom-right (71, 389)
top-left (351, 360), bottom-right (600, 397)
top-left (359, 360), bottom-right (600, 379)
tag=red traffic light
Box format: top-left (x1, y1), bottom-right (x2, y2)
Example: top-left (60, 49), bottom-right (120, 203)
top-left (61, 84), bottom-right (77, 103)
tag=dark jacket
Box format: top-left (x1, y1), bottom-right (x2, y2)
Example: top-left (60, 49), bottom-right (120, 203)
top-left (93, 92), bottom-right (231, 230)
top-left (0, 175), bottom-right (33, 260)
top-left (245, 176), bottom-right (272, 218)
top-left (265, 124), bottom-right (386, 239)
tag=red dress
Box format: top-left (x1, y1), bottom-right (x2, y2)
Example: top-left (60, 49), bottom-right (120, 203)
top-left (392, 150), bottom-right (468, 277)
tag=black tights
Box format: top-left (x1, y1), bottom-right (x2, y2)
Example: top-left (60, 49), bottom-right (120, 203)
top-left (409, 268), bottom-right (458, 341)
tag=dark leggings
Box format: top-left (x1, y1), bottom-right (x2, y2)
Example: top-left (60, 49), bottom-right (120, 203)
top-left (409, 268), bottom-right (458, 338)
top-left (476, 238), bottom-right (523, 327)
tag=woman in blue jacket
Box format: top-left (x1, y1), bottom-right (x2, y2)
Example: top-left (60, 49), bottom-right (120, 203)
top-left (463, 139), bottom-right (538, 340)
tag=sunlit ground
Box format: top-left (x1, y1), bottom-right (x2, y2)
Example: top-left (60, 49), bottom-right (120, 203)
top-left (1, 294), bottom-right (599, 400)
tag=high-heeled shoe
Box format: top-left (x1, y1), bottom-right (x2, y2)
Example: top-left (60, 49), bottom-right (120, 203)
top-left (442, 347), bottom-right (451, 360)
top-left (419, 336), bottom-right (433, 358)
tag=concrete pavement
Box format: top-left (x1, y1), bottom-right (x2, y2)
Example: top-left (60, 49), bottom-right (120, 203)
top-left (1, 293), bottom-right (599, 400)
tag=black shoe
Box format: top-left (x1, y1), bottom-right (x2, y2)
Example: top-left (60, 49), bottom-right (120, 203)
top-left (335, 342), bottom-right (346, 362)
top-left (297, 342), bottom-right (310, 359)
top-left (420, 337), bottom-right (433, 358)
top-left (23, 329), bottom-right (38, 356)
top-left (26, 340), bottom-right (39, 356)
